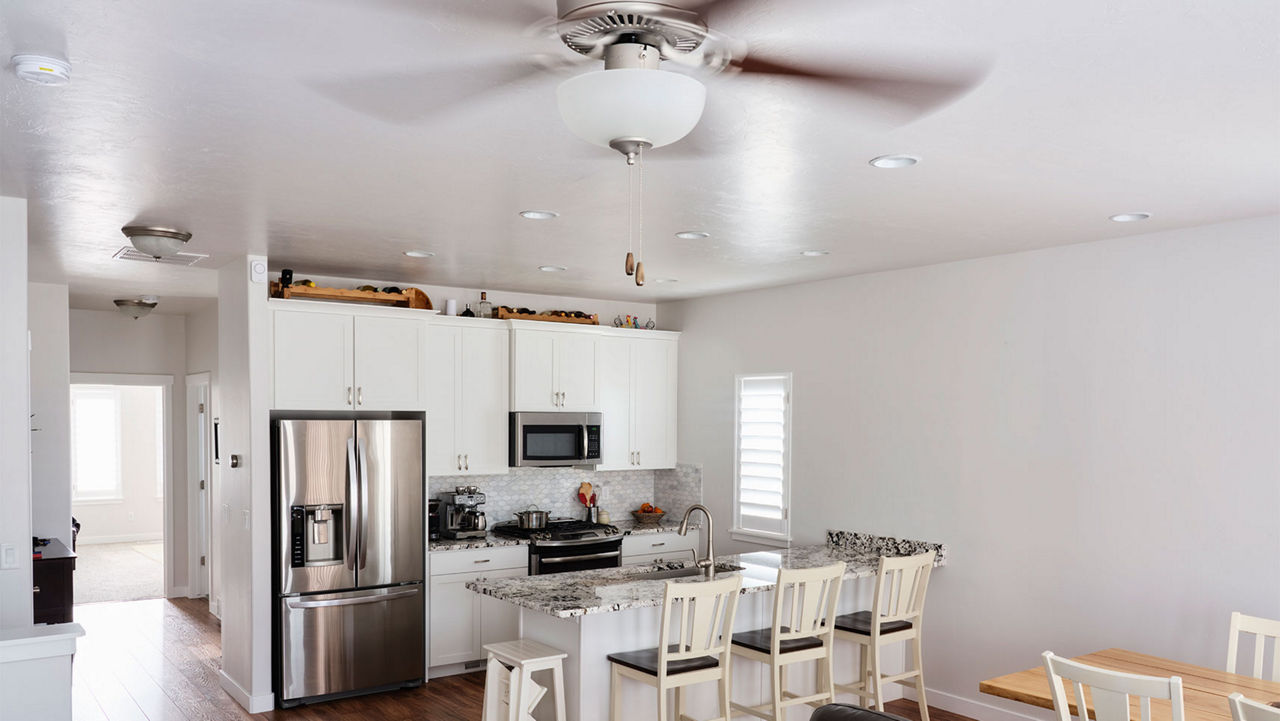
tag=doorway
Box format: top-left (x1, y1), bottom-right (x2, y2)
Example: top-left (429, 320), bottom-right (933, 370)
top-left (69, 373), bottom-right (173, 604)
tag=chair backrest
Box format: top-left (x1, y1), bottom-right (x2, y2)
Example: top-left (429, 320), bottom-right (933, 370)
top-left (870, 551), bottom-right (935, 627)
top-left (1230, 693), bottom-right (1280, 721)
top-left (1042, 651), bottom-right (1185, 721)
top-left (658, 575), bottom-right (743, 672)
top-left (770, 562), bottom-right (846, 651)
top-left (1228, 612), bottom-right (1280, 681)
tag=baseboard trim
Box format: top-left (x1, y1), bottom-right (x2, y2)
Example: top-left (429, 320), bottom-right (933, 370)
top-left (76, 533), bottom-right (164, 545)
top-left (168, 586), bottom-right (189, 599)
top-left (903, 686), bottom-right (1045, 721)
top-left (219, 670), bottom-right (274, 714)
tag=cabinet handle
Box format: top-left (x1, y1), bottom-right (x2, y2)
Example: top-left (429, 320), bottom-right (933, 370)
top-left (464, 454), bottom-right (469, 471)
top-left (651, 542), bottom-right (665, 548)
top-left (357, 386), bottom-right (363, 406)
top-left (474, 559), bottom-right (490, 564)
top-left (347, 386), bottom-right (353, 406)
top-left (560, 391), bottom-right (566, 406)
top-left (457, 455), bottom-right (462, 471)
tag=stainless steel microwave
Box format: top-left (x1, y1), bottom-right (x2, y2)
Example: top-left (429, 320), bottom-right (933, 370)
top-left (509, 412), bottom-right (602, 468)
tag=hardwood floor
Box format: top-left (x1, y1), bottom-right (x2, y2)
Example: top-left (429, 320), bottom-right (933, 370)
top-left (71, 598), bottom-right (979, 721)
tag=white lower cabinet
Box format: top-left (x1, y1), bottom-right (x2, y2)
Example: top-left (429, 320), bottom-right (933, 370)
top-left (621, 531), bottom-right (699, 565)
top-left (428, 546), bottom-right (527, 668)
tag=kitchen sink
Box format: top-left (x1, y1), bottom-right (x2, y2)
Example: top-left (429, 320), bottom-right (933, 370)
top-left (633, 563), bottom-right (744, 580)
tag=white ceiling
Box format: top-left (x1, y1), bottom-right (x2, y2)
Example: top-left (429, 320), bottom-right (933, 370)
top-left (3, 0), bottom-right (1277, 308)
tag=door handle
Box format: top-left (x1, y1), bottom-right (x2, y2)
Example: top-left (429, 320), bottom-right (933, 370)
top-left (346, 437), bottom-right (358, 571)
top-left (357, 437), bottom-right (370, 570)
top-left (347, 386), bottom-right (353, 406)
top-left (286, 587), bottom-right (420, 609)
top-left (32, 586), bottom-right (40, 594)
top-left (357, 386), bottom-right (363, 406)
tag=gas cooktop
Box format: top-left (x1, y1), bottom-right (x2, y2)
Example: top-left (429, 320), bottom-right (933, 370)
top-left (491, 518), bottom-right (620, 544)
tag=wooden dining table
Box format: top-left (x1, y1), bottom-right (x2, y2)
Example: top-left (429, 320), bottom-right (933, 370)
top-left (979, 648), bottom-right (1280, 721)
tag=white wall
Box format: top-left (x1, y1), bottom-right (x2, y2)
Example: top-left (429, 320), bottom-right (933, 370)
top-left (28, 283), bottom-right (71, 543)
top-left (659, 215), bottom-right (1280, 720)
top-left (72, 386), bottom-right (165, 543)
top-left (68, 310), bottom-right (189, 590)
top-left (0, 196), bottom-right (33, 630)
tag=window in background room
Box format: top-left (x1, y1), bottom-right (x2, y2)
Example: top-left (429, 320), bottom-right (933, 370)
top-left (70, 385), bottom-right (123, 501)
top-left (733, 373), bottom-right (791, 542)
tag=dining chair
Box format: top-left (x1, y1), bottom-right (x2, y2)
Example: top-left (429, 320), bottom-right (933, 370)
top-left (730, 562), bottom-right (847, 721)
top-left (1042, 651), bottom-right (1185, 721)
top-left (607, 575), bottom-right (743, 721)
top-left (1228, 612), bottom-right (1280, 681)
top-left (832, 551), bottom-right (935, 721)
top-left (1229, 692), bottom-right (1280, 721)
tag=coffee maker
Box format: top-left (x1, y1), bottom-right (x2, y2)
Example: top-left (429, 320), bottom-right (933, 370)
top-left (441, 486), bottom-right (487, 539)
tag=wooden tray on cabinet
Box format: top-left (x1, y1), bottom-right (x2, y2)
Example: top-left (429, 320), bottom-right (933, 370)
top-left (270, 282), bottom-right (432, 310)
top-left (496, 307), bottom-right (598, 325)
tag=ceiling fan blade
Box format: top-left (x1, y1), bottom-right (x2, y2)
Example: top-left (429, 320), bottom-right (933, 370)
top-left (729, 52), bottom-right (989, 121)
top-left (307, 56), bottom-right (576, 125)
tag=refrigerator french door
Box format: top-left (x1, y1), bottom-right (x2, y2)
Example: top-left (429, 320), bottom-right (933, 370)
top-left (274, 418), bottom-right (424, 706)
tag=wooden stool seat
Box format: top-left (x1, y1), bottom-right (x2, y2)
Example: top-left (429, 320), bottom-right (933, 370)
top-left (483, 639), bottom-right (569, 721)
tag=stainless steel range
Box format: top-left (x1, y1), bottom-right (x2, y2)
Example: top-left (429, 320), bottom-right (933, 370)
top-left (491, 519), bottom-right (623, 575)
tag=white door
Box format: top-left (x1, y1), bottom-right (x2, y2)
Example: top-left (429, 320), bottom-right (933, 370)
top-left (426, 325), bottom-right (461, 476)
top-left (556, 332), bottom-right (599, 411)
top-left (511, 329), bottom-right (557, 411)
top-left (595, 336), bottom-right (633, 470)
top-left (458, 327), bottom-right (509, 475)
top-left (273, 310), bottom-right (353, 410)
top-left (353, 315), bottom-right (429, 410)
top-left (632, 338), bottom-right (676, 469)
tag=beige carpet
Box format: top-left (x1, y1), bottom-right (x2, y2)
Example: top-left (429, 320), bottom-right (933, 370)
top-left (74, 541), bottom-right (165, 604)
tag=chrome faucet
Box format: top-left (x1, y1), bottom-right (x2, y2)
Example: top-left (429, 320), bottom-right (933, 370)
top-left (678, 504), bottom-right (715, 580)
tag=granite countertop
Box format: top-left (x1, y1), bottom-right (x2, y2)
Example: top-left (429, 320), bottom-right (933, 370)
top-left (428, 517), bottom-right (696, 552)
top-left (466, 531), bottom-right (947, 619)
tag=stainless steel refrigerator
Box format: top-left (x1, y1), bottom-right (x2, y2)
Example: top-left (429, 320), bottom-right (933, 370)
top-left (273, 418), bottom-right (424, 706)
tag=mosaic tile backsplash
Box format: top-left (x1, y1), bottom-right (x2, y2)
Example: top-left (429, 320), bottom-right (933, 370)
top-left (654, 463), bottom-right (703, 518)
top-left (429, 467), bottom-right (662, 525)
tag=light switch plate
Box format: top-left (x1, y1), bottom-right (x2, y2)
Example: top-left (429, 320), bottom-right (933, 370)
top-left (0, 544), bottom-right (17, 570)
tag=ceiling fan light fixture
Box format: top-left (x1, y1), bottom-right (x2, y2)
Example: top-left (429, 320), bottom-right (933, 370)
top-left (557, 68), bottom-right (706, 150)
top-left (113, 298), bottom-right (157, 320)
top-left (121, 225), bottom-right (192, 259)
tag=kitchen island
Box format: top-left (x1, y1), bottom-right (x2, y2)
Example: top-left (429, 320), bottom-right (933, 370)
top-left (468, 531), bottom-right (946, 721)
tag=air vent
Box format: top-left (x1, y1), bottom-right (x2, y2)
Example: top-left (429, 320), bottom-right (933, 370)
top-left (113, 246), bottom-right (209, 266)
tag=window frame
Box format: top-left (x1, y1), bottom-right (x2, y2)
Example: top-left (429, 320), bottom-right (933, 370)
top-left (70, 385), bottom-right (125, 502)
top-left (730, 372), bottom-right (793, 546)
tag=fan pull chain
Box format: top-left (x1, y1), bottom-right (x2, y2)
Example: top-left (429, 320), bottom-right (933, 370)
top-left (634, 144), bottom-right (645, 286)
top-left (625, 154), bottom-right (636, 276)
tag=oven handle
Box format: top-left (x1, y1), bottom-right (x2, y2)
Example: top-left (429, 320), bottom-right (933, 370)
top-left (532, 536), bottom-right (622, 547)
top-left (538, 550), bottom-right (621, 564)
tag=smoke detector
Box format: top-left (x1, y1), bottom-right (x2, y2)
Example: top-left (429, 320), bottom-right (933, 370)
top-left (11, 55), bottom-right (71, 86)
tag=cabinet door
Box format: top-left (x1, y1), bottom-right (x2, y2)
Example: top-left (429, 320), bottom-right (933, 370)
top-left (426, 325), bottom-right (462, 476)
top-left (556, 332), bottom-right (599, 411)
top-left (631, 338), bottom-right (677, 469)
top-left (428, 567), bottom-right (525, 667)
top-left (354, 315), bottom-right (429, 410)
top-left (273, 310), bottom-right (354, 410)
top-left (511, 329), bottom-right (558, 411)
top-left (459, 327), bottom-right (510, 475)
top-left (595, 336), bottom-right (633, 470)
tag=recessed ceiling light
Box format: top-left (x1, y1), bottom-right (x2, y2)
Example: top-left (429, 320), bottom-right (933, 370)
top-left (800, 250), bottom-right (830, 257)
top-left (1109, 212), bottom-right (1151, 222)
top-left (538, 265), bottom-right (567, 272)
top-left (675, 231), bottom-right (710, 240)
top-left (11, 54), bottom-right (71, 86)
top-left (869, 154), bottom-right (920, 169)
top-left (403, 250), bottom-right (435, 258)
top-left (654, 278), bottom-right (679, 284)
top-left (520, 210), bottom-right (559, 220)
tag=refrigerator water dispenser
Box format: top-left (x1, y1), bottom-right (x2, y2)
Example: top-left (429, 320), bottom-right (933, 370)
top-left (289, 504), bottom-right (344, 567)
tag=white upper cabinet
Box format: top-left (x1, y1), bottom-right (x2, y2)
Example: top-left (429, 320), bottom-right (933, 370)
top-left (272, 306), bottom-right (428, 411)
top-left (510, 328), bottom-right (599, 412)
top-left (428, 320), bottom-right (509, 476)
top-left (595, 333), bottom-right (678, 470)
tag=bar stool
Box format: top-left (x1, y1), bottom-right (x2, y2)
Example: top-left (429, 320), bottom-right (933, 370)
top-left (483, 639), bottom-right (568, 721)
top-left (730, 563), bottom-right (847, 721)
top-left (607, 575), bottom-right (743, 721)
top-left (833, 551), bottom-right (935, 721)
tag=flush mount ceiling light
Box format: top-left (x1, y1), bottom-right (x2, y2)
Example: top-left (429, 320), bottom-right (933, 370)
top-left (675, 231), bottom-right (710, 240)
top-left (869, 154), bottom-right (920, 168)
top-left (403, 250), bottom-right (435, 258)
top-left (113, 298), bottom-right (157, 320)
top-left (11, 54), bottom-right (71, 86)
top-left (121, 225), bottom-right (192, 259)
top-left (800, 250), bottom-right (830, 256)
top-left (538, 265), bottom-right (567, 272)
top-left (1109, 212), bottom-right (1151, 222)
top-left (519, 210), bottom-right (559, 220)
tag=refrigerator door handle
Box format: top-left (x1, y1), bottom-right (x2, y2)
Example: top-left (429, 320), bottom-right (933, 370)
top-left (286, 587), bottom-right (420, 609)
top-left (357, 436), bottom-right (370, 570)
top-left (345, 437), bottom-right (359, 571)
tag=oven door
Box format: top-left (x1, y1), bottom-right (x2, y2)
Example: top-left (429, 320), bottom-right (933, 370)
top-left (531, 538), bottom-right (623, 575)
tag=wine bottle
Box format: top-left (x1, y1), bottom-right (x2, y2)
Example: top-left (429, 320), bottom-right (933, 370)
top-left (477, 291), bottom-right (493, 319)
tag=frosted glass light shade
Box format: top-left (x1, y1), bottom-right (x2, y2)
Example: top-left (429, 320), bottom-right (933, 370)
top-left (557, 68), bottom-right (706, 149)
top-left (122, 226), bottom-right (191, 258)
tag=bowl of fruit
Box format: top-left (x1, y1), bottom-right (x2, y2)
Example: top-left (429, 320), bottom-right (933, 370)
top-left (632, 503), bottom-right (665, 525)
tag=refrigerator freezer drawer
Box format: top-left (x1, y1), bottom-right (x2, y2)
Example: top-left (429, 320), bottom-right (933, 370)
top-left (279, 584), bottom-right (424, 703)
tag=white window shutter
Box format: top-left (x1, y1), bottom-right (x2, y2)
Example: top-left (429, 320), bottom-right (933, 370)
top-left (735, 374), bottom-right (791, 537)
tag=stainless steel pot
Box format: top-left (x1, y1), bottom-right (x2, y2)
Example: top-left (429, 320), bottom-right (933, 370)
top-left (513, 505), bottom-right (549, 529)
